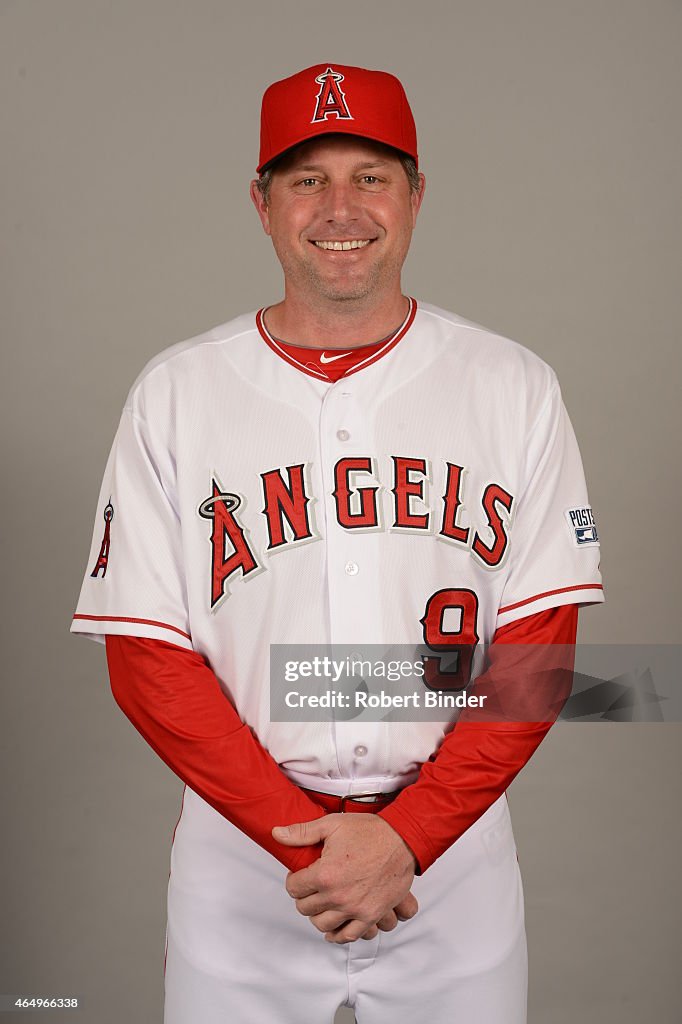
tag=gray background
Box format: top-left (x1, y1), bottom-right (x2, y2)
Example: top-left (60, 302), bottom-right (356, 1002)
top-left (1, 0), bottom-right (680, 1021)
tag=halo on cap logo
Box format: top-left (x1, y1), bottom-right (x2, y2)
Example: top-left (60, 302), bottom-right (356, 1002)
top-left (312, 67), bottom-right (353, 123)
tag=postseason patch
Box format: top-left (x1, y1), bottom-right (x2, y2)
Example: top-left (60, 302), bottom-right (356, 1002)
top-left (565, 505), bottom-right (599, 546)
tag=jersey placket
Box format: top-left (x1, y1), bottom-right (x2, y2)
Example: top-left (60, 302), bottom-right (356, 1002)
top-left (318, 379), bottom-right (389, 786)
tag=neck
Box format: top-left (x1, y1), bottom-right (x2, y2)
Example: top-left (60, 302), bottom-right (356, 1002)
top-left (263, 286), bottom-right (410, 349)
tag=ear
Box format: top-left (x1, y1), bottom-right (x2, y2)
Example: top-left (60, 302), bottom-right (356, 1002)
top-left (250, 179), bottom-right (272, 236)
top-left (410, 173), bottom-right (426, 227)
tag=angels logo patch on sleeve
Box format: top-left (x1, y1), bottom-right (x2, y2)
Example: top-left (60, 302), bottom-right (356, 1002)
top-left (90, 500), bottom-right (114, 577)
top-left (565, 505), bottom-right (599, 546)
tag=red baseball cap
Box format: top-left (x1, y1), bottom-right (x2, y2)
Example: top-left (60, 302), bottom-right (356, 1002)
top-left (257, 63), bottom-right (418, 174)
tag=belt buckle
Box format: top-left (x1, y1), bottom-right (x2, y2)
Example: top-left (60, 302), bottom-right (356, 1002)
top-left (339, 791), bottom-right (385, 812)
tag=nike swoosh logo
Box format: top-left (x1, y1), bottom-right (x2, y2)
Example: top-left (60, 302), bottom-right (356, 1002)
top-left (320, 351), bottom-right (351, 364)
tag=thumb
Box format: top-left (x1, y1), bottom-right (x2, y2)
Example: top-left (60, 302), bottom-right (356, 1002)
top-left (394, 892), bottom-right (419, 921)
top-left (272, 817), bottom-right (334, 846)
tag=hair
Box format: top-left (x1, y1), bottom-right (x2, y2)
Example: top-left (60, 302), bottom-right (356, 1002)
top-left (256, 152), bottom-right (421, 205)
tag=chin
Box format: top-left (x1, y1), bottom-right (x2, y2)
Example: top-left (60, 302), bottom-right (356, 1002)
top-left (319, 284), bottom-right (374, 302)
top-left (312, 270), bottom-right (383, 304)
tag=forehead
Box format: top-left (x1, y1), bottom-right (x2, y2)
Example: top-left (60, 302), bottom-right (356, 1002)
top-left (273, 134), bottom-right (403, 173)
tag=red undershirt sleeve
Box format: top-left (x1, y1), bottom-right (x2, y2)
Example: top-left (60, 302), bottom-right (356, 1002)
top-left (105, 606), bottom-right (577, 877)
top-left (378, 603), bottom-right (578, 874)
top-left (104, 635), bottom-right (327, 872)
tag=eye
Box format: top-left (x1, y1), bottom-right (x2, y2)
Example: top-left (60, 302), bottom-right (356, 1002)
top-left (299, 177), bottom-right (320, 187)
top-left (360, 175), bottom-right (382, 184)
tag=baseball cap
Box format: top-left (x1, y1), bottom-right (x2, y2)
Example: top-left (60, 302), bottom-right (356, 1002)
top-left (257, 63), bottom-right (418, 174)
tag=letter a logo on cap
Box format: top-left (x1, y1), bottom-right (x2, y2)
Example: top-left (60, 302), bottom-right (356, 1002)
top-left (311, 67), bottom-right (353, 123)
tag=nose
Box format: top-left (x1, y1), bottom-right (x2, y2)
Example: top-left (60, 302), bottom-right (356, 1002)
top-left (321, 179), bottom-right (361, 224)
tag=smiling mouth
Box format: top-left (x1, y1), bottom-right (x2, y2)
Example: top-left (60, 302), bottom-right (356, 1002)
top-left (311, 239), bottom-right (374, 251)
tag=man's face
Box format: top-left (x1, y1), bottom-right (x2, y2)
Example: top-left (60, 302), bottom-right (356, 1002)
top-left (250, 135), bottom-right (425, 305)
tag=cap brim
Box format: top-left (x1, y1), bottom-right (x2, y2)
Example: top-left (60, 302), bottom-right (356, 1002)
top-left (257, 126), bottom-right (417, 174)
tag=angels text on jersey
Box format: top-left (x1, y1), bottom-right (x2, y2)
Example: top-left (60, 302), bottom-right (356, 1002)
top-left (197, 455), bottom-right (515, 610)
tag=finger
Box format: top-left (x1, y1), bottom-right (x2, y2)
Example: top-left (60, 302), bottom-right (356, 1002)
top-left (360, 925), bottom-right (379, 940)
top-left (375, 910), bottom-right (399, 932)
top-left (284, 866), bottom-right (322, 900)
top-left (393, 891), bottom-right (419, 921)
top-left (324, 919), bottom-right (372, 944)
top-left (294, 893), bottom-right (338, 917)
top-left (272, 817), bottom-right (333, 847)
top-left (308, 910), bottom-right (351, 933)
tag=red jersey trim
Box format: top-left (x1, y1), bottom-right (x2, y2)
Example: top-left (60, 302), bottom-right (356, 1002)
top-left (499, 583), bottom-right (604, 614)
top-left (73, 613), bottom-right (192, 641)
top-left (255, 298), bottom-right (417, 381)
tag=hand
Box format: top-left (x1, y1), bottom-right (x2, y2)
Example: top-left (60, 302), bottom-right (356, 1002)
top-left (272, 813), bottom-right (418, 943)
top-left (354, 895), bottom-right (420, 941)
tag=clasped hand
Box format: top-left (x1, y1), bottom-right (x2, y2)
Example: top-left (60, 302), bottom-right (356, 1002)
top-left (272, 813), bottom-right (418, 944)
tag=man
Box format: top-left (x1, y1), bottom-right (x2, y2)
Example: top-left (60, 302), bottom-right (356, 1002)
top-left (72, 64), bottom-right (603, 1023)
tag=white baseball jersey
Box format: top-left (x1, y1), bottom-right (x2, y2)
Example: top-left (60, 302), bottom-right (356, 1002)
top-left (72, 299), bottom-right (603, 796)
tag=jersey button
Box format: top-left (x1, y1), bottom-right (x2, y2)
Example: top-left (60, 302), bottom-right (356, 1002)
top-left (345, 561), bottom-right (359, 576)
top-left (336, 429), bottom-right (350, 441)
top-left (354, 745), bottom-right (368, 758)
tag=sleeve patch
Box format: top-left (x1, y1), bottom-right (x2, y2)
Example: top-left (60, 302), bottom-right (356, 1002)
top-left (90, 500), bottom-right (114, 577)
top-left (564, 505), bottom-right (599, 546)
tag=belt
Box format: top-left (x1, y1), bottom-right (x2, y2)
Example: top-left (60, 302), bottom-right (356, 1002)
top-left (301, 787), bottom-right (401, 814)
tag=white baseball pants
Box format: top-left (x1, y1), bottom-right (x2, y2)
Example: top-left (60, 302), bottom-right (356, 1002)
top-left (163, 788), bottom-right (527, 1024)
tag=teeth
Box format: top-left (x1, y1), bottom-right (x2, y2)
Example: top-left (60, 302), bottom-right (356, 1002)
top-left (313, 239), bottom-right (372, 250)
